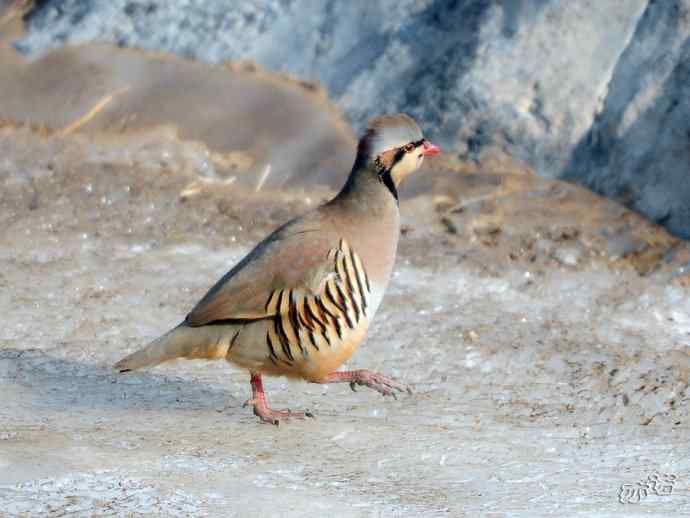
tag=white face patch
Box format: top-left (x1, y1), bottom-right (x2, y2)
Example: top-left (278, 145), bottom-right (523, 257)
top-left (390, 147), bottom-right (425, 186)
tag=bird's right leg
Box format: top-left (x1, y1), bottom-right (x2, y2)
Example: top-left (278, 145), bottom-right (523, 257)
top-left (244, 372), bottom-right (313, 425)
top-left (314, 369), bottom-right (412, 398)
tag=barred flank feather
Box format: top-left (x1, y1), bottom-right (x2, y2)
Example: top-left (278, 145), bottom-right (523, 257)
top-left (262, 239), bottom-right (370, 365)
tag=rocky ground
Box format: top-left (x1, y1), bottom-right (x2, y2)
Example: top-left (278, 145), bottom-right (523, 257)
top-left (2, 41), bottom-right (690, 517)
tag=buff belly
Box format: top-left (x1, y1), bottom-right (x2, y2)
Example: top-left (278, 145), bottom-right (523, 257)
top-left (226, 316), bottom-right (371, 381)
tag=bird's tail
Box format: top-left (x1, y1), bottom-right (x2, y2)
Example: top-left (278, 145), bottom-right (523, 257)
top-left (114, 324), bottom-right (226, 372)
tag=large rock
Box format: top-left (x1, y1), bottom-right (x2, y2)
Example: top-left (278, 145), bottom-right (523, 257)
top-left (563, 2), bottom-right (690, 238)
top-left (13, 0), bottom-right (690, 237)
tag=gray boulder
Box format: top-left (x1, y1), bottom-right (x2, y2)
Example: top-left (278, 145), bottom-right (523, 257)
top-left (563, 2), bottom-right (690, 238)
top-left (15, 0), bottom-right (690, 237)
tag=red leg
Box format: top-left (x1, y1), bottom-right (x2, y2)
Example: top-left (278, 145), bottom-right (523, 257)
top-left (315, 369), bottom-right (412, 398)
top-left (244, 372), bottom-right (313, 425)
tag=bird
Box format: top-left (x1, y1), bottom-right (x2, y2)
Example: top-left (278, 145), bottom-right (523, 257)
top-left (115, 113), bottom-right (441, 424)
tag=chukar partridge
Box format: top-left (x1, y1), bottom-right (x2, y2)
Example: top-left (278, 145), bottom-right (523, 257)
top-left (115, 113), bottom-right (440, 424)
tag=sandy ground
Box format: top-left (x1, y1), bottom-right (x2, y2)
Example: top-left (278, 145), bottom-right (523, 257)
top-left (2, 42), bottom-right (690, 517)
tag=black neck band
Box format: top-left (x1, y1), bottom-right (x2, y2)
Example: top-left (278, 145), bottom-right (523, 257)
top-left (378, 168), bottom-right (398, 202)
top-left (374, 152), bottom-right (403, 203)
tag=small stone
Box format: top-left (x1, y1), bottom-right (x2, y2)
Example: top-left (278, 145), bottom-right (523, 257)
top-left (553, 245), bottom-right (583, 266)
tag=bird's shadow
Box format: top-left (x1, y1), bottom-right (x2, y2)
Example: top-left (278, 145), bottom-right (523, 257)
top-left (1, 347), bottom-right (245, 414)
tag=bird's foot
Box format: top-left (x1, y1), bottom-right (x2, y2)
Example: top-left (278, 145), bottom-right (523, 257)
top-left (317, 369), bottom-right (412, 398)
top-left (243, 398), bottom-right (314, 425)
top-left (246, 372), bottom-right (314, 425)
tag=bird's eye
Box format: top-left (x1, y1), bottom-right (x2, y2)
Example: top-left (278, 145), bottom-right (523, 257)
top-left (403, 143), bottom-right (415, 153)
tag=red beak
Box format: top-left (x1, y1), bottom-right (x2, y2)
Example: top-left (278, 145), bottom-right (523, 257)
top-left (421, 140), bottom-right (441, 156)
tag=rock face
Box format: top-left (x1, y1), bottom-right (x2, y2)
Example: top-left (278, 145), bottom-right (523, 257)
top-left (14, 0), bottom-right (690, 237)
top-left (563, 2), bottom-right (690, 238)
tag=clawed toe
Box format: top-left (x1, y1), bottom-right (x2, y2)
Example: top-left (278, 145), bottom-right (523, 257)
top-left (348, 370), bottom-right (412, 398)
top-left (252, 405), bottom-right (313, 425)
top-left (320, 369), bottom-right (412, 398)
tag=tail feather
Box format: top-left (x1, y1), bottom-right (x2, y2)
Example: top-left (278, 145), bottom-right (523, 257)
top-left (115, 324), bottom-right (226, 372)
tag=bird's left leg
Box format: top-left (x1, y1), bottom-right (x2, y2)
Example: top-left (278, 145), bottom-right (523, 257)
top-left (314, 369), bottom-right (412, 398)
top-left (244, 372), bottom-right (313, 425)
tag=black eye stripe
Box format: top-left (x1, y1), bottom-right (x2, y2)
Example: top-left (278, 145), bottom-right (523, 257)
top-left (392, 147), bottom-right (407, 164)
top-left (402, 139), bottom-right (425, 153)
top-left (378, 139), bottom-right (426, 174)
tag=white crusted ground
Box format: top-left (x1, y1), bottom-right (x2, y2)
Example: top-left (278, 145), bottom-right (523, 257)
top-left (1, 127), bottom-right (690, 517)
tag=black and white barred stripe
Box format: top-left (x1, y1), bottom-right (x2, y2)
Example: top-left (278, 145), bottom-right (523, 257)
top-left (264, 240), bottom-right (370, 366)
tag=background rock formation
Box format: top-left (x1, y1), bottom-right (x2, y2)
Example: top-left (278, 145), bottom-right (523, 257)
top-left (15, 0), bottom-right (690, 236)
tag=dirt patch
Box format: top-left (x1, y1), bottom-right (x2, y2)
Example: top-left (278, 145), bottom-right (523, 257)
top-left (0, 43), bottom-right (355, 190)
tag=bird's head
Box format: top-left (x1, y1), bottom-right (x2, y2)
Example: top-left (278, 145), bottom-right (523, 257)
top-left (356, 113), bottom-right (441, 188)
